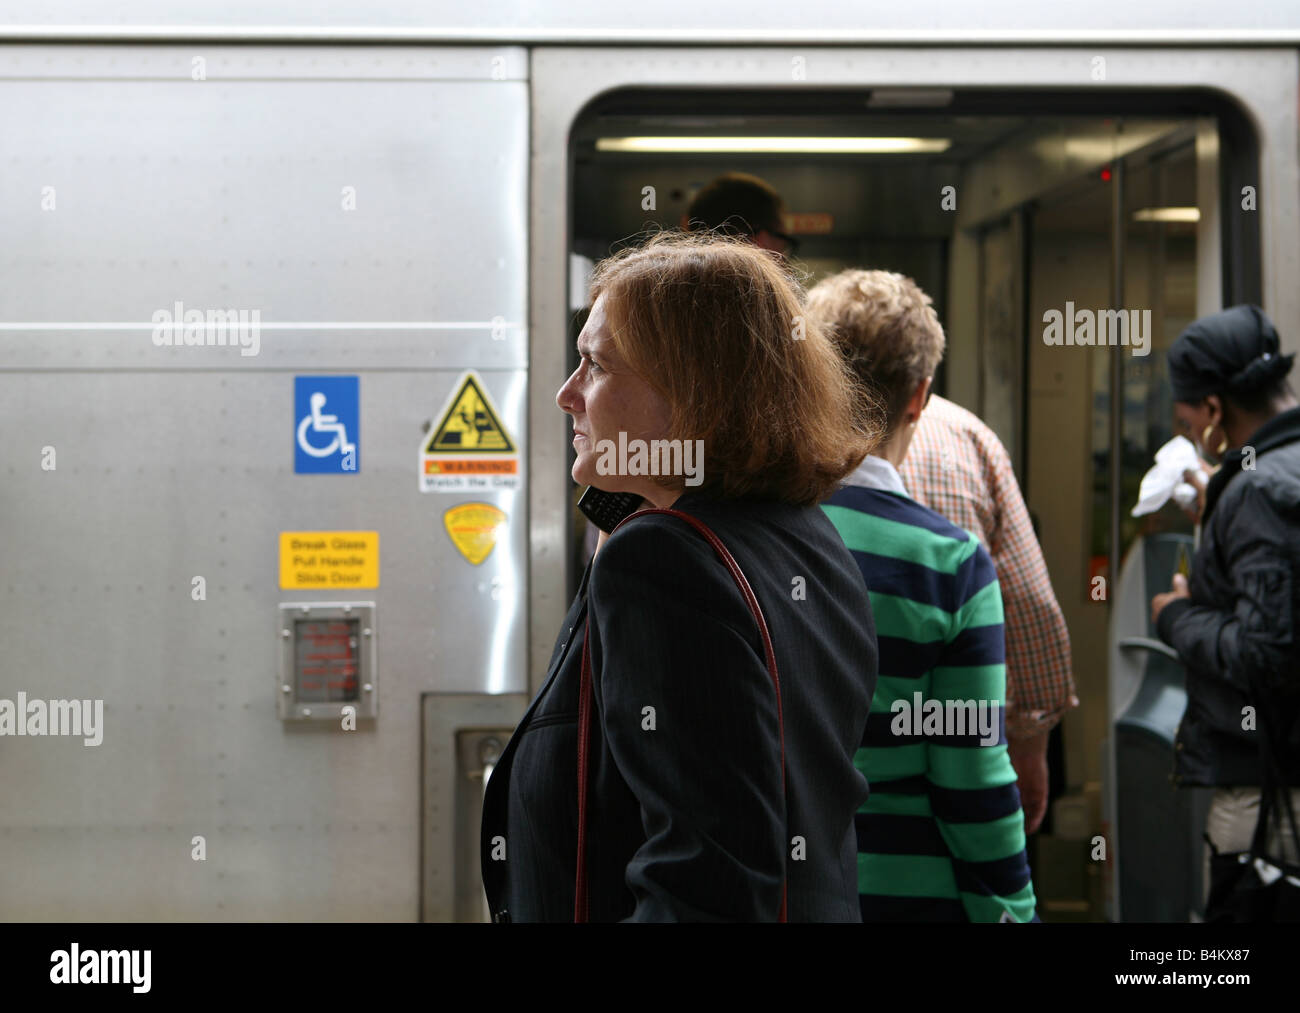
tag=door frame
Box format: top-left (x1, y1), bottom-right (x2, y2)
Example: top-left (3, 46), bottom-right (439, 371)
top-left (530, 45), bottom-right (1298, 698)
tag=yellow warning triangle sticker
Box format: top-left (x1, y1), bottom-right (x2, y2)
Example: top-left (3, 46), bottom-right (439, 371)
top-left (444, 503), bottom-right (507, 565)
top-left (424, 373), bottom-right (516, 454)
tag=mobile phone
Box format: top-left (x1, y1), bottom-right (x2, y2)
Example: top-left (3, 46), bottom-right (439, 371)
top-left (577, 486), bottom-right (644, 534)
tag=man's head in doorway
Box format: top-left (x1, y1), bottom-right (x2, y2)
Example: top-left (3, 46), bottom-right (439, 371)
top-left (682, 172), bottom-right (797, 257)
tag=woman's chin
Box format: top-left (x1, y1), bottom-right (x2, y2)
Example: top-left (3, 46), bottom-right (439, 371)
top-left (573, 457), bottom-right (621, 491)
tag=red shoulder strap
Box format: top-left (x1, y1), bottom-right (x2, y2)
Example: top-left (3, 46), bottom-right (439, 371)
top-left (575, 508), bottom-right (788, 922)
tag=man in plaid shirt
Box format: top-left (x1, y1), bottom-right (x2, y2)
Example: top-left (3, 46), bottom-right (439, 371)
top-left (897, 396), bottom-right (1078, 832)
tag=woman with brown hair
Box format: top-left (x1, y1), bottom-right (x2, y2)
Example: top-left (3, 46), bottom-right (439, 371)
top-left (481, 232), bottom-right (881, 921)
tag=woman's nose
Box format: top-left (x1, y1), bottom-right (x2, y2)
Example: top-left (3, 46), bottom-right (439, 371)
top-left (556, 365), bottom-right (582, 413)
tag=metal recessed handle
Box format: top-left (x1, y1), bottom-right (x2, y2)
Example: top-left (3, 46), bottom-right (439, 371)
top-left (1118, 636), bottom-right (1180, 662)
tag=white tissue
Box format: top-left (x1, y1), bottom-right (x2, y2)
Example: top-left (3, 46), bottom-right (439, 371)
top-left (1132, 436), bottom-right (1202, 517)
top-left (1171, 482), bottom-right (1198, 511)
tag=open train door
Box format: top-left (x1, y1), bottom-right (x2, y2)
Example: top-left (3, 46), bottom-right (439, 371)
top-left (530, 45), bottom-right (1296, 922)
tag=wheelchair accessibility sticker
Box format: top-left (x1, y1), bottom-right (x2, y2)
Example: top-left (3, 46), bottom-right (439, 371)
top-left (295, 376), bottom-right (359, 474)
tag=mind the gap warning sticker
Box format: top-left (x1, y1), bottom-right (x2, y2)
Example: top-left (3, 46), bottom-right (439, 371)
top-left (420, 371), bottom-right (521, 493)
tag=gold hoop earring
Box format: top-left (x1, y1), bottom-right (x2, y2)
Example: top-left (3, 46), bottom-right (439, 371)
top-left (1202, 424), bottom-right (1228, 456)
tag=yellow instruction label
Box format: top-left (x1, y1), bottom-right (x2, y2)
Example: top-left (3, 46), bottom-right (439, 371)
top-left (280, 531), bottom-right (379, 589)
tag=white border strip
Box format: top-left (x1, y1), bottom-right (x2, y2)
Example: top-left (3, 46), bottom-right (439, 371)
top-left (0, 26), bottom-right (1296, 45)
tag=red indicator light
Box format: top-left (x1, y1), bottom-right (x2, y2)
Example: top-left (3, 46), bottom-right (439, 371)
top-left (1101, 167), bottom-right (1112, 182)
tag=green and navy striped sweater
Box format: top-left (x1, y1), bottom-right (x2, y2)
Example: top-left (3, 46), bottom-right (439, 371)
top-left (823, 479), bottom-right (1038, 923)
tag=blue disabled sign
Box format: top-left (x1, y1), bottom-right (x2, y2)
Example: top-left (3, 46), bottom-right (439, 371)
top-left (295, 376), bottom-right (360, 473)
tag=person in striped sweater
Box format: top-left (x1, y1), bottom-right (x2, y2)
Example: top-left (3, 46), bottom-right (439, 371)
top-left (807, 269), bottom-right (1038, 923)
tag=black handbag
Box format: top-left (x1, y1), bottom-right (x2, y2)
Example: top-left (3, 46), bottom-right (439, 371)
top-left (1204, 704), bottom-right (1300, 922)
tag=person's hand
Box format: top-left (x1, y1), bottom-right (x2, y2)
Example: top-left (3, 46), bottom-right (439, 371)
top-left (1151, 573), bottom-right (1191, 625)
top-left (1007, 731), bottom-right (1049, 834)
top-left (1180, 464), bottom-right (1210, 523)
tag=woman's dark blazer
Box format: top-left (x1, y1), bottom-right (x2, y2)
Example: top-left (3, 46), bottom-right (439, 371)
top-left (480, 488), bottom-right (878, 921)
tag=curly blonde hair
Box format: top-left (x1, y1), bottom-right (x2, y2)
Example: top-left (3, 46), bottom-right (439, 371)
top-left (805, 269), bottom-right (947, 435)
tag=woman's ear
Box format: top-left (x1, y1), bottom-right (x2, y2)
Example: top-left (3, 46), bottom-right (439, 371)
top-left (1205, 394), bottom-right (1224, 427)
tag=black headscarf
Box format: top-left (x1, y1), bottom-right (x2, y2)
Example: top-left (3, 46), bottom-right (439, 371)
top-left (1168, 304), bottom-right (1294, 403)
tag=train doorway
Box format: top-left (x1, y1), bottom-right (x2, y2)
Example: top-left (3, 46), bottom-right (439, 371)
top-left (555, 82), bottom-right (1259, 921)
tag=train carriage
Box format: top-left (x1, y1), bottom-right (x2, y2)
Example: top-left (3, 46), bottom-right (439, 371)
top-left (1, 2), bottom-right (1297, 921)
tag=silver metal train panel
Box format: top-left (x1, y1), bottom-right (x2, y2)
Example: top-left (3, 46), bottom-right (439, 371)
top-left (0, 45), bottom-right (528, 920)
top-left (1, 1), bottom-right (1298, 43)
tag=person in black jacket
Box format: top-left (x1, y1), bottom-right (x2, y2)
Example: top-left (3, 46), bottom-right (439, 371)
top-left (1149, 304), bottom-right (1300, 910)
top-left (481, 231), bottom-right (882, 921)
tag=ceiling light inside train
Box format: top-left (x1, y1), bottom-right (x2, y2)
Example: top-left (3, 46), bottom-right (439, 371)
top-left (594, 136), bottom-right (952, 153)
top-left (1132, 207), bottom-right (1201, 223)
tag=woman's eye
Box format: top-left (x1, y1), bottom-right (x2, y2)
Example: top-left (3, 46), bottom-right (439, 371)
top-left (585, 356), bottom-right (602, 373)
